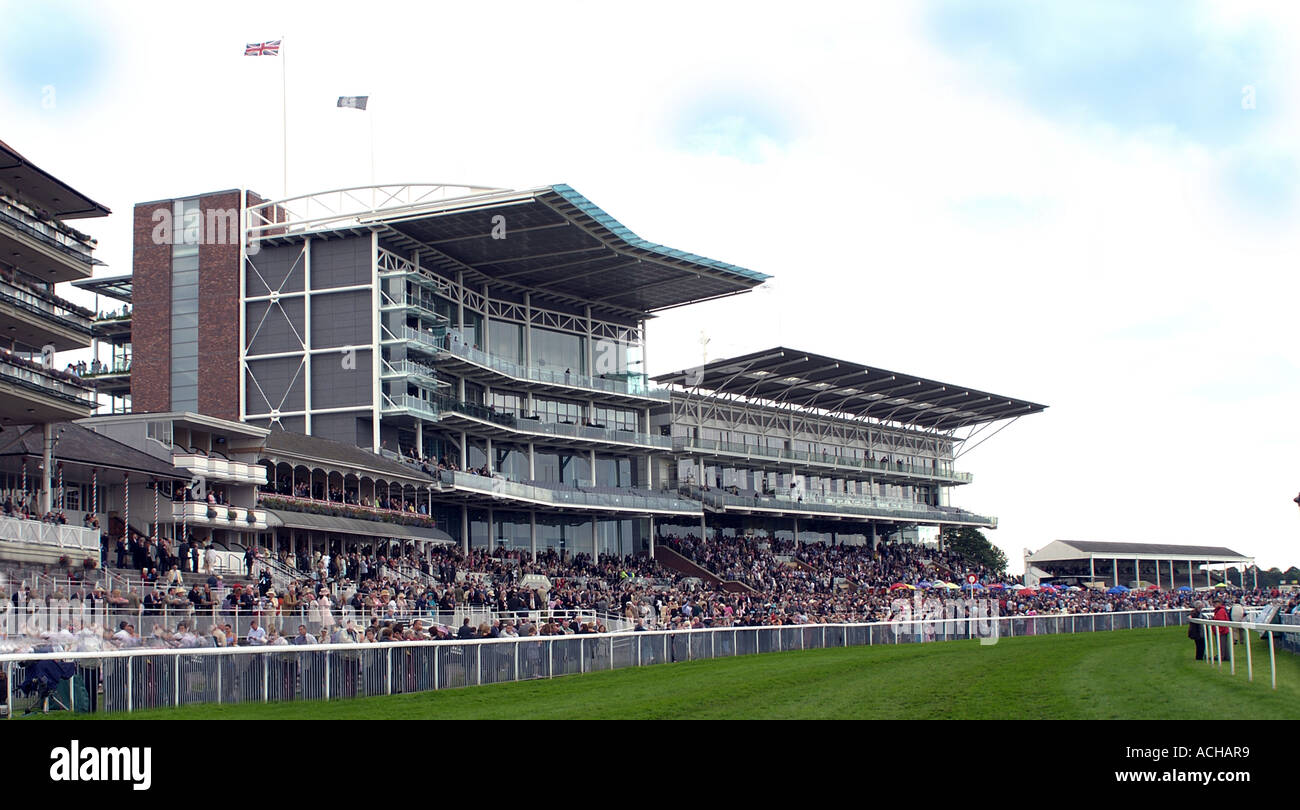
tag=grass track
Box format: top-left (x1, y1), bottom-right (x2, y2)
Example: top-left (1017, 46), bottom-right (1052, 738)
top-left (90, 626), bottom-right (1300, 720)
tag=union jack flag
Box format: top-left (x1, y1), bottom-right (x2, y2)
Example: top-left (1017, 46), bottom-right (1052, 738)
top-left (244, 40), bottom-right (281, 56)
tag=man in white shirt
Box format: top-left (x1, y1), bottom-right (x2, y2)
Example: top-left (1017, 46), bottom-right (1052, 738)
top-left (246, 618), bottom-right (268, 645)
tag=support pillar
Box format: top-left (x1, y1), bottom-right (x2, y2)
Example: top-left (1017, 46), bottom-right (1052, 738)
top-left (648, 515), bottom-right (655, 558)
top-left (460, 505), bottom-right (468, 554)
top-left (530, 511), bottom-right (537, 561)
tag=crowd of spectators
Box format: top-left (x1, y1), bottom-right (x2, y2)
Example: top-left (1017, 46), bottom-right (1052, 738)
top-left (2, 531), bottom-right (1294, 653)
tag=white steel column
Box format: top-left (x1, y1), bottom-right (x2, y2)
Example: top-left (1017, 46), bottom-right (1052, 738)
top-left (648, 515), bottom-right (655, 559)
top-left (460, 505), bottom-right (468, 554)
top-left (530, 510), bottom-right (537, 561)
top-left (370, 231), bottom-right (381, 452)
top-left (528, 442), bottom-right (535, 480)
top-left (459, 431), bottom-right (468, 469)
top-left (415, 419), bottom-right (423, 458)
top-left (239, 190), bottom-right (249, 421)
top-left (524, 292), bottom-right (532, 366)
top-left (303, 236), bottom-right (313, 433)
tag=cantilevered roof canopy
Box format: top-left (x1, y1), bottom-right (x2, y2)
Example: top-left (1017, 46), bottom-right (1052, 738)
top-left (250, 183), bottom-right (769, 317)
top-left (71, 273), bottom-right (134, 303)
top-left (0, 139), bottom-right (111, 220)
top-left (654, 347), bottom-right (1047, 430)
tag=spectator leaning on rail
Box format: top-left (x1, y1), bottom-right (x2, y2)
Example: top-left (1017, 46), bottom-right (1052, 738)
top-left (1187, 601), bottom-right (1205, 661)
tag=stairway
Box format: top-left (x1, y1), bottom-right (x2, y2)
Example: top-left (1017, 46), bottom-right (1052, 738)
top-left (652, 544), bottom-right (755, 595)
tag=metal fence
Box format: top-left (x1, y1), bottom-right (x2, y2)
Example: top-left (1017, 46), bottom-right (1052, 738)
top-left (0, 609), bottom-right (1191, 716)
top-left (1192, 613), bottom-right (1300, 690)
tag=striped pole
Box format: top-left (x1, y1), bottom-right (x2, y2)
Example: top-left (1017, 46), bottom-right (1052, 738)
top-left (57, 462), bottom-right (64, 510)
top-left (152, 479), bottom-right (159, 542)
top-left (91, 468), bottom-right (98, 515)
top-left (123, 472), bottom-right (129, 541)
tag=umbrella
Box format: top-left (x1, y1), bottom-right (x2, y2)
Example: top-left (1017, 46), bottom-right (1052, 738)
top-left (1039, 584), bottom-right (1057, 591)
top-left (930, 580), bottom-right (948, 588)
top-left (1146, 584), bottom-right (1161, 591)
top-left (1067, 586), bottom-right (1082, 591)
top-left (1176, 586), bottom-right (1193, 592)
top-left (943, 582), bottom-right (961, 590)
top-left (889, 583), bottom-right (911, 591)
top-left (987, 583), bottom-right (1005, 590)
top-left (1213, 583), bottom-right (1229, 589)
top-left (1107, 586), bottom-right (1129, 594)
top-left (918, 580), bottom-right (934, 589)
top-left (962, 582), bottom-right (985, 590)
top-left (1016, 588), bottom-right (1036, 596)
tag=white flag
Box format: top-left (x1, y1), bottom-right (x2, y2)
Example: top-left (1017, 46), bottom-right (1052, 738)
top-left (337, 96), bottom-right (369, 110)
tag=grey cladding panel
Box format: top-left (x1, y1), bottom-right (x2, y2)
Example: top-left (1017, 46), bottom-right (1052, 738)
top-left (311, 412), bottom-right (364, 448)
top-left (246, 298), bottom-right (305, 355)
top-left (310, 238), bottom-right (372, 290)
top-left (310, 289), bottom-right (371, 348)
top-left (246, 244), bottom-right (304, 296)
top-left (246, 356), bottom-right (306, 414)
top-left (311, 348), bottom-right (372, 409)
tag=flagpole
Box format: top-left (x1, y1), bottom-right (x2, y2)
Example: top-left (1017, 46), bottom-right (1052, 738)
top-left (369, 101), bottom-right (376, 210)
top-left (281, 36), bottom-right (288, 200)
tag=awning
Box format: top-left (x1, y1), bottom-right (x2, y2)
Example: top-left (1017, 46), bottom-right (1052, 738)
top-left (263, 509), bottom-right (454, 544)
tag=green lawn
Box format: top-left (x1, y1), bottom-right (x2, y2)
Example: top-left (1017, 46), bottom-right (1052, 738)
top-left (87, 626), bottom-right (1300, 720)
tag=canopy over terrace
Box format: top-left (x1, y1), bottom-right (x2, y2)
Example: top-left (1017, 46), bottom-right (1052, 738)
top-left (70, 272), bottom-right (134, 304)
top-left (1026, 540), bottom-right (1257, 590)
top-left (653, 347), bottom-right (1048, 431)
top-left (0, 139), bottom-right (111, 220)
top-left (246, 183), bottom-right (770, 319)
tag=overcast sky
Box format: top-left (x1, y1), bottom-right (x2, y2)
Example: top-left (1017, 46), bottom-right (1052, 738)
top-left (3, 0), bottom-right (1297, 572)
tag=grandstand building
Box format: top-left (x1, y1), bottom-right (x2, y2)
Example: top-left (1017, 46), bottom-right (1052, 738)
top-left (68, 182), bottom-right (1044, 560)
top-left (0, 139), bottom-right (107, 516)
top-left (1025, 540), bottom-right (1256, 589)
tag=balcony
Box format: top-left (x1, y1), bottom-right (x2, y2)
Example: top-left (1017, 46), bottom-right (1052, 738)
top-left (0, 352), bottom-right (96, 422)
top-left (172, 454), bottom-right (269, 486)
top-left (428, 393), bottom-right (672, 450)
top-left (0, 515), bottom-right (100, 562)
top-left (90, 311), bottom-right (132, 340)
top-left (437, 469), bottom-right (702, 516)
top-left (434, 336), bottom-right (668, 404)
top-left (673, 436), bottom-right (972, 485)
top-left (0, 274), bottom-right (93, 350)
top-left (257, 493), bottom-right (441, 529)
top-left (0, 194), bottom-right (97, 281)
top-left (679, 485), bottom-right (996, 528)
top-left (172, 501), bottom-right (270, 531)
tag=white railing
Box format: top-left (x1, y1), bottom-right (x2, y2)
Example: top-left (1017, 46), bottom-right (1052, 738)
top-left (0, 609), bottom-right (1191, 715)
top-left (245, 184), bottom-right (508, 240)
top-left (0, 516), bottom-right (99, 554)
top-left (1191, 614), bottom-right (1300, 691)
top-left (172, 502), bottom-right (269, 530)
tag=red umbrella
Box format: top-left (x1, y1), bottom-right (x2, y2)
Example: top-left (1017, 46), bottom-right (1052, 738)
top-left (889, 583), bottom-right (911, 591)
top-left (1146, 584), bottom-right (1161, 591)
top-left (1016, 588), bottom-right (1036, 596)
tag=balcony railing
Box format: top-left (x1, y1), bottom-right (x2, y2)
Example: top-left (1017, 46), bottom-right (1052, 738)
top-left (0, 354), bottom-right (96, 407)
top-left (0, 194), bottom-right (96, 262)
top-left (673, 437), bottom-right (971, 483)
top-left (438, 470), bottom-right (701, 514)
top-left (680, 485), bottom-right (996, 527)
top-left (0, 275), bottom-right (93, 334)
top-left (83, 359), bottom-right (132, 377)
top-left (432, 393), bottom-right (672, 449)
top-left (381, 359), bottom-right (441, 384)
top-left (438, 337), bottom-right (667, 401)
top-left (172, 501), bottom-right (270, 530)
top-left (0, 515), bottom-right (99, 554)
top-left (256, 493), bottom-right (440, 529)
top-left (172, 454), bottom-right (269, 485)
